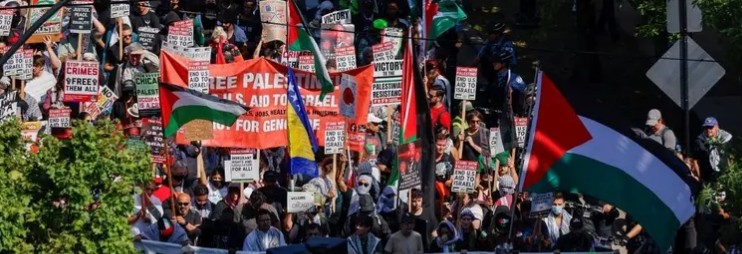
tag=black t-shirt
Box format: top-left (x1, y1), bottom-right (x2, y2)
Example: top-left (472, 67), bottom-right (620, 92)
top-left (435, 153), bottom-right (454, 182)
top-left (414, 209), bottom-right (438, 244)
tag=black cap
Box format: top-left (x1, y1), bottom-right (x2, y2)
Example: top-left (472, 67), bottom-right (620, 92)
top-left (359, 195), bottom-right (375, 213)
top-left (263, 170), bottom-right (278, 182)
top-left (401, 213), bottom-right (415, 224)
top-left (489, 22), bottom-right (505, 34)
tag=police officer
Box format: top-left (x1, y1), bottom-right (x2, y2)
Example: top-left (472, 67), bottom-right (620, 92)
top-left (488, 51), bottom-right (526, 116)
top-left (472, 23), bottom-right (516, 83)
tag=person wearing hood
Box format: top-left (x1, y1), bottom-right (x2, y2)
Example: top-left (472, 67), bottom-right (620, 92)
top-left (457, 209), bottom-right (490, 251)
top-left (429, 220), bottom-right (460, 253)
top-left (554, 217), bottom-right (594, 252)
top-left (347, 214), bottom-right (383, 254)
top-left (344, 194), bottom-right (390, 240)
top-left (486, 205), bottom-right (514, 248)
top-left (377, 186), bottom-right (401, 233)
top-left (693, 116), bottom-right (733, 183)
top-left (511, 200), bottom-right (550, 251)
top-left (136, 217), bottom-right (190, 245)
top-left (205, 183), bottom-right (243, 248)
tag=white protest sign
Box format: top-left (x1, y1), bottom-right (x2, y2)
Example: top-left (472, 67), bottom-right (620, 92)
top-left (3, 47), bottom-right (23, 76)
top-left (530, 192), bottom-right (554, 213)
top-left (451, 160), bottom-right (477, 193)
top-left (382, 27), bottom-right (403, 58)
top-left (454, 67), bottom-right (477, 100)
top-left (96, 86), bottom-right (117, 112)
top-left (335, 46), bottom-right (356, 71)
top-left (0, 91), bottom-right (17, 122)
top-left (324, 121), bottom-right (345, 154)
top-left (287, 192), bottom-right (315, 213)
top-left (225, 154), bottom-right (260, 182)
top-left (298, 53), bottom-right (315, 72)
top-left (63, 60), bottom-right (99, 102)
top-left (515, 117), bottom-right (528, 148)
top-left (0, 9), bottom-right (13, 36)
top-left (321, 9), bottom-right (351, 24)
top-left (167, 20), bottom-right (194, 47)
top-left (371, 60), bottom-right (403, 106)
top-left (110, 3), bottom-right (130, 19)
top-left (16, 49), bottom-right (33, 80)
top-left (186, 47), bottom-right (211, 93)
top-left (372, 42), bottom-right (395, 61)
top-left (48, 108), bottom-right (72, 128)
top-left (281, 48), bottom-right (300, 68)
top-left (340, 74), bottom-right (357, 119)
top-left (489, 127), bottom-right (505, 158)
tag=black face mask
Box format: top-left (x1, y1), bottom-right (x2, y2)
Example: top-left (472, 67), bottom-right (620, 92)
top-left (212, 180), bottom-right (224, 188)
top-left (173, 174), bottom-right (187, 182)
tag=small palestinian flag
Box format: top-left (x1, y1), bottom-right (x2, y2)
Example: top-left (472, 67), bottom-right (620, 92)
top-left (520, 72), bottom-right (699, 250)
top-left (159, 83), bottom-right (250, 138)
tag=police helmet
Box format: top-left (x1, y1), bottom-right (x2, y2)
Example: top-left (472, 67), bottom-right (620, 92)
top-left (489, 22), bottom-right (506, 35)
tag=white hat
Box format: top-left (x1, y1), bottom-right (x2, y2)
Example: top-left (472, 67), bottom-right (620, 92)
top-left (127, 104), bottom-right (139, 118)
top-left (367, 113), bottom-right (383, 124)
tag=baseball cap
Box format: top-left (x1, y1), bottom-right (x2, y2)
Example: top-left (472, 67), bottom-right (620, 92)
top-left (401, 212), bottom-right (415, 224)
top-left (367, 113), bottom-right (383, 124)
top-left (263, 170), bottom-right (278, 182)
top-left (425, 60), bottom-right (437, 70)
top-left (646, 109), bottom-right (661, 126)
top-left (702, 117), bottom-right (718, 127)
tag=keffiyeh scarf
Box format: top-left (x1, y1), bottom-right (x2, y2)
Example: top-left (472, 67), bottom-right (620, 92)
top-left (246, 227), bottom-right (283, 251)
top-left (433, 221), bottom-right (460, 253)
top-left (347, 233), bottom-right (380, 254)
top-left (544, 212), bottom-right (572, 247)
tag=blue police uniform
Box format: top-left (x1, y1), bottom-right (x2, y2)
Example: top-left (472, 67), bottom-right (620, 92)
top-left (477, 37), bottom-right (517, 66)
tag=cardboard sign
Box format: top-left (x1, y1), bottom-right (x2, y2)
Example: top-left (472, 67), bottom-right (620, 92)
top-left (167, 20), bottom-right (194, 47)
top-left (0, 9), bottom-right (14, 36)
top-left (63, 60), bottom-right (99, 102)
top-left (110, 3), bottom-right (130, 18)
top-left (489, 127), bottom-right (505, 158)
top-left (298, 53), bottom-right (315, 72)
top-left (371, 60), bottom-right (403, 106)
top-left (451, 160), bottom-right (477, 193)
top-left (381, 27), bottom-right (403, 58)
top-left (69, 6), bottom-right (92, 34)
top-left (226, 153), bottom-right (259, 182)
top-left (142, 118), bottom-right (165, 163)
top-left (259, 0), bottom-right (287, 43)
top-left (372, 42), bottom-right (395, 61)
top-left (454, 67), bottom-right (478, 100)
top-left (334, 46), bottom-right (356, 71)
top-left (530, 192), bottom-right (554, 213)
top-left (135, 73), bottom-right (160, 117)
top-left (182, 119), bottom-right (214, 141)
top-left (137, 27), bottom-right (160, 52)
top-left (515, 117), bottom-right (528, 148)
top-left (48, 108), bottom-right (72, 128)
top-left (27, 0), bottom-right (63, 43)
top-left (287, 192), bottom-right (315, 213)
top-left (324, 121), bottom-right (345, 154)
top-left (398, 140), bottom-right (423, 191)
top-left (340, 74), bottom-right (356, 119)
top-left (321, 9), bottom-right (351, 24)
top-left (0, 91), bottom-right (17, 122)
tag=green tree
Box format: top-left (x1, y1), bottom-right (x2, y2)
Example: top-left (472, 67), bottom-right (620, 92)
top-left (0, 119), bottom-right (151, 253)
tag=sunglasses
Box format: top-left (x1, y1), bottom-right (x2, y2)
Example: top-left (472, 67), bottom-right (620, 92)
top-left (178, 202), bottom-right (190, 206)
top-left (122, 35), bottom-right (132, 38)
top-left (358, 183), bottom-right (370, 187)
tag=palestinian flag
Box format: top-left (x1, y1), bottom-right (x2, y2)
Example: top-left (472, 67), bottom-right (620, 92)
top-left (159, 83), bottom-right (250, 138)
top-left (425, 0), bottom-right (466, 50)
top-left (520, 72), bottom-right (699, 250)
top-left (287, 0), bottom-right (333, 101)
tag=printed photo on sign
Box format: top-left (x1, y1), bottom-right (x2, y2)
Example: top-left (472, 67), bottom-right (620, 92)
top-left (320, 24), bottom-right (355, 61)
top-left (514, 117), bottom-right (528, 148)
top-left (372, 42), bottom-right (395, 61)
top-left (321, 9), bottom-right (351, 24)
top-left (48, 108), bottom-right (72, 128)
top-left (324, 121), bottom-right (345, 154)
top-left (287, 192), bottom-right (315, 213)
top-left (334, 46), bottom-right (356, 71)
top-left (381, 27), bottom-right (403, 59)
top-left (259, 0), bottom-right (287, 43)
top-left (451, 160), bottom-right (477, 193)
top-left (135, 73), bottom-right (161, 117)
top-left (63, 60), bottom-right (99, 102)
top-left (397, 140), bottom-right (422, 191)
top-left (339, 74), bottom-right (357, 119)
top-left (454, 67), bottom-right (478, 101)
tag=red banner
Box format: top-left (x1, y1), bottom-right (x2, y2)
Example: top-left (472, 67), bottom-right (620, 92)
top-left (160, 51), bottom-right (373, 150)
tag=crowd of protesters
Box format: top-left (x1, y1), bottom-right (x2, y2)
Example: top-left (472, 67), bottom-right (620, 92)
top-left (0, 0), bottom-right (739, 253)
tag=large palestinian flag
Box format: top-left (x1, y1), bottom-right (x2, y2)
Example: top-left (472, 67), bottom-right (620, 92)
top-left (159, 83), bottom-right (250, 138)
top-left (520, 72), bottom-right (699, 250)
top-left (287, 0), bottom-right (333, 101)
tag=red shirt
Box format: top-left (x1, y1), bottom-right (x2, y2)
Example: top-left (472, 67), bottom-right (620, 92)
top-left (430, 104), bottom-right (451, 131)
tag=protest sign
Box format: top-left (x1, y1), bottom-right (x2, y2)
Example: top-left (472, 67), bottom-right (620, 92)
top-left (287, 192), bottom-right (315, 213)
top-left (381, 27), bottom-right (403, 58)
top-left (515, 117), bottom-right (528, 148)
top-left (454, 67), bottom-right (478, 101)
top-left (110, 2), bottom-right (130, 18)
top-left (21, 121), bottom-right (45, 150)
top-left (372, 42), bottom-right (395, 61)
top-left (69, 6), bottom-right (92, 34)
top-left (96, 86), bottom-right (117, 112)
top-left (3, 47), bottom-right (23, 76)
top-left (17, 50), bottom-right (33, 80)
top-left (63, 60), bottom-right (99, 102)
top-left (126, 138), bottom-right (148, 152)
top-left (489, 127), bottom-right (505, 158)
top-left (259, 0), bottom-right (287, 43)
top-left (340, 74), bottom-right (357, 119)
top-left (142, 118), bottom-right (165, 163)
top-left (451, 160), bottom-right (477, 193)
top-left (160, 52), bottom-right (373, 150)
top-left (27, 0), bottom-right (63, 43)
top-left (281, 48), bottom-right (300, 68)
top-left (324, 121), bottom-right (345, 154)
top-left (83, 102), bottom-right (101, 119)
top-left (0, 91), bottom-right (17, 122)
top-left (226, 153), bottom-right (259, 182)
top-left (398, 140), bottom-right (423, 190)
top-left (135, 73), bottom-right (160, 117)
top-left (298, 52), bottom-right (315, 73)
top-left (371, 60), bottom-right (403, 106)
top-left (0, 9), bottom-right (14, 36)
top-left (167, 20), bottom-right (194, 47)
top-left (346, 121), bottom-right (365, 152)
top-left (186, 47), bottom-right (211, 93)
top-left (137, 27), bottom-right (160, 52)
top-left (48, 108), bottom-right (72, 128)
top-left (530, 192), bottom-right (554, 213)
top-left (320, 24), bottom-right (355, 61)
top-left (321, 9), bottom-right (351, 24)
top-left (334, 46), bottom-right (356, 71)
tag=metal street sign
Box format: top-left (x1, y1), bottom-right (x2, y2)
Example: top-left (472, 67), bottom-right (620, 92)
top-left (667, 0), bottom-right (702, 33)
top-left (646, 37), bottom-right (725, 109)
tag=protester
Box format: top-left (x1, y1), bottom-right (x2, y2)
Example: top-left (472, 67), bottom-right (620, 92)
top-left (543, 193), bottom-right (571, 248)
top-left (385, 213), bottom-right (424, 254)
top-left (693, 116), bottom-right (733, 183)
top-left (243, 209), bottom-right (287, 251)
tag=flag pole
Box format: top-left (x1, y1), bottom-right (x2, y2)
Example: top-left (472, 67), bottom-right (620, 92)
top-left (163, 141), bottom-right (176, 218)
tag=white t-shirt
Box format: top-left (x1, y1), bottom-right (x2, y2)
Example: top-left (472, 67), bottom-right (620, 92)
top-left (207, 181), bottom-right (228, 204)
top-left (130, 194), bottom-right (163, 236)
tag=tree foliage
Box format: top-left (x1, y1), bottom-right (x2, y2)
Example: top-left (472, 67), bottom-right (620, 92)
top-left (0, 119), bottom-right (151, 253)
